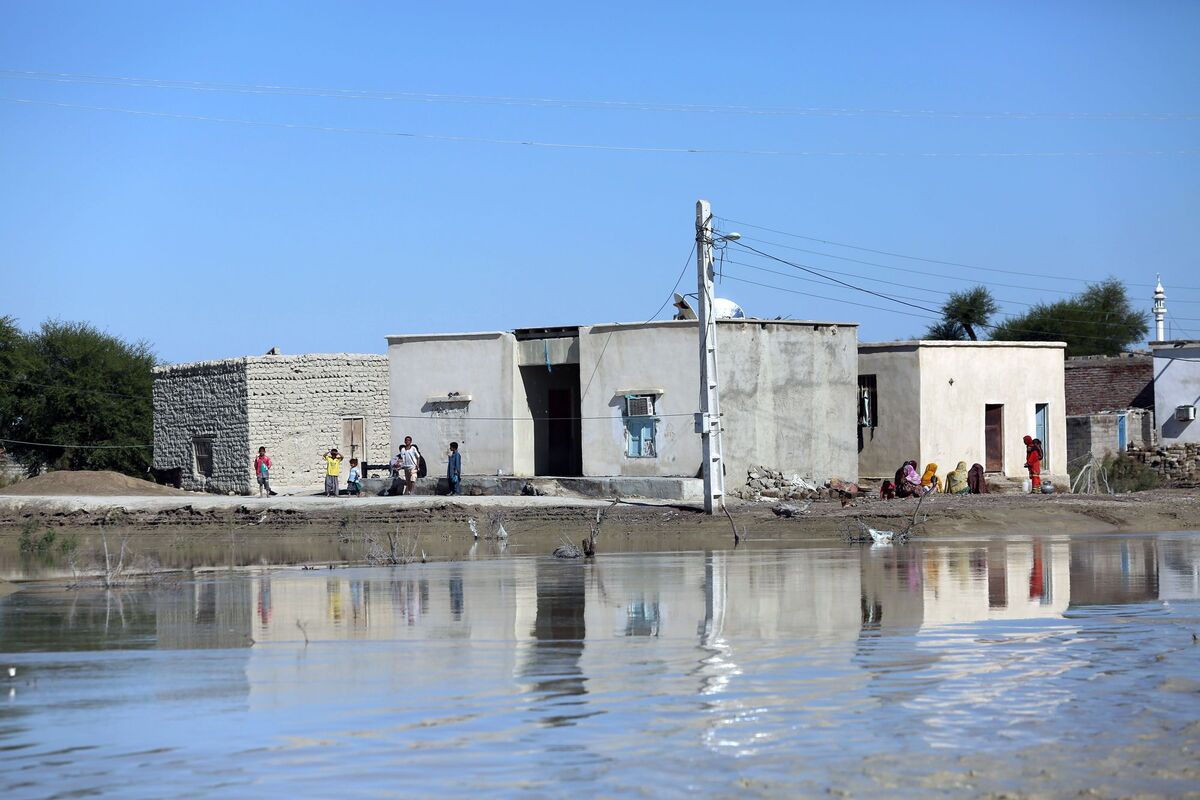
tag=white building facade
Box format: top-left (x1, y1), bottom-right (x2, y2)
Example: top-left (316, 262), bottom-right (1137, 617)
top-left (857, 341), bottom-right (1068, 485)
top-left (1151, 340), bottom-right (1200, 444)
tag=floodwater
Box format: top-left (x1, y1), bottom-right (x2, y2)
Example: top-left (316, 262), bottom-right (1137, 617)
top-left (2, 532), bottom-right (1199, 798)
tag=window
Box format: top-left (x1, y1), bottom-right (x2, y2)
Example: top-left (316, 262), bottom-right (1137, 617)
top-left (192, 437), bottom-right (214, 478)
top-left (624, 395), bottom-right (657, 458)
top-left (858, 375), bottom-right (878, 428)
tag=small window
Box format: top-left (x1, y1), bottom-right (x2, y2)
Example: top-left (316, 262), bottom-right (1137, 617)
top-left (858, 375), bottom-right (878, 428)
top-left (192, 437), bottom-right (214, 478)
top-left (624, 395), bottom-right (657, 458)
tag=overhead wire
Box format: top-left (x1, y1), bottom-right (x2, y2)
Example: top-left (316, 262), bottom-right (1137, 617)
top-left (719, 216), bottom-right (1200, 292)
top-left (5, 96), bottom-right (1200, 159)
top-left (5, 68), bottom-right (1199, 121)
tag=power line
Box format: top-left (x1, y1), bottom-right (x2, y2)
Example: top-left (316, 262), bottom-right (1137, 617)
top-left (5, 68), bottom-right (1199, 121)
top-left (0, 376), bottom-right (150, 401)
top-left (719, 217), bottom-right (1200, 293)
top-left (6, 96), bottom-right (1200, 159)
top-left (0, 437), bottom-right (151, 449)
top-left (720, 274), bottom-right (940, 320)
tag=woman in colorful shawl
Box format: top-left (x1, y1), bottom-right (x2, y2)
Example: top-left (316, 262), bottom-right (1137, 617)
top-left (897, 460), bottom-right (924, 497)
top-left (966, 463), bottom-right (988, 494)
top-left (920, 463), bottom-right (941, 493)
top-left (1023, 435), bottom-right (1042, 491)
top-left (945, 461), bottom-right (970, 495)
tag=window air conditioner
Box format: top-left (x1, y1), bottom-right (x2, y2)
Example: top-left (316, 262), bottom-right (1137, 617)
top-left (1177, 405), bottom-right (1197, 422)
top-left (626, 396), bottom-right (653, 417)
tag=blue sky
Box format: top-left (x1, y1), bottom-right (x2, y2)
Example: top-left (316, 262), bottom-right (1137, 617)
top-left (2, 1), bottom-right (1198, 363)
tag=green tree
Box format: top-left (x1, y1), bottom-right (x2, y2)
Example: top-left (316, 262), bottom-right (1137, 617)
top-left (925, 286), bottom-right (998, 341)
top-left (0, 316), bottom-right (35, 454)
top-left (989, 278), bottom-right (1148, 356)
top-left (5, 320), bottom-right (156, 476)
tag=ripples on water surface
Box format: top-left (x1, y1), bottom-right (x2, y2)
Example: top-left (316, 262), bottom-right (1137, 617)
top-left (2, 533), bottom-right (1199, 797)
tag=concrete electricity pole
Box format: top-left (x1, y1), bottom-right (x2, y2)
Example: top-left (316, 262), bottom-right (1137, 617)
top-left (695, 199), bottom-right (725, 515)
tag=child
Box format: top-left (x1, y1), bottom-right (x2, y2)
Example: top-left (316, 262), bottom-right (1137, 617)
top-left (347, 458), bottom-right (362, 496)
top-left (322, 449), bottom-right (344, 496)
top-left (253, 447), bottom-right (277, 497)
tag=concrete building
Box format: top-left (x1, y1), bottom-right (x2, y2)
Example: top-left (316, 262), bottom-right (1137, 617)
top-left (153, 353), bottom-right (390, 493)
top-left (386, 319), bottom-right (858, 488)
top-left (1063, 353), bottom-right (1155, 464)
top-left (857, 340), bottom-right (1067, 485)
top-left (1151, 340), bottom-right (1200, 445)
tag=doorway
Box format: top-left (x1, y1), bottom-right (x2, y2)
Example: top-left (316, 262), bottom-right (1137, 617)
top-left (520, 364), bottom-right (582, 476)
top-left (342, 418), bottom-right (366, 464)
top-left (1035, 403), bottom-right (1049, 464)
top-left (985, 404), bottom-right (1004, 472)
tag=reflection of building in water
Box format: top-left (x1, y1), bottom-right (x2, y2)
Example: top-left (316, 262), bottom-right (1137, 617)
top-left (156, 576), bottom-right (254, 649)
top-left (1158, 537), bottom-right (1200, 600)
top-left (518, 560), bottom-right (589, 726)
top-left (921, 540), bottom-right (1071, 626)
top-left (1069, 538), bottom-right (1159, 606)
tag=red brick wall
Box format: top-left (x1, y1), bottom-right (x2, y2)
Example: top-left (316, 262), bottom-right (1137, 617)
top-left (1064, 357), bottom-right (1153, 415)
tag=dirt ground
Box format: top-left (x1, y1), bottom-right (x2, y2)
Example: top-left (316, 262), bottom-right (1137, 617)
top-left (0, 470), bottom-right (190, 497)
top-left (0, 483), bottom-right (1196, 539)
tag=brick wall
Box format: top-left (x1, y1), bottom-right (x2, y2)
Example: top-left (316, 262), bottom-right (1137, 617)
top-left (1064, 355), bottom-right (1153, 415)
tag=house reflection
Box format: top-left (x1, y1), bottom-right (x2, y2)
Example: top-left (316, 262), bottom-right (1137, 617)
top-left (518, 560), bottom-right (590, 727)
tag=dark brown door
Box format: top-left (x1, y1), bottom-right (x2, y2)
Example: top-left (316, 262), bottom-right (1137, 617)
top-left (985, 404), bottom-right (1004, 472)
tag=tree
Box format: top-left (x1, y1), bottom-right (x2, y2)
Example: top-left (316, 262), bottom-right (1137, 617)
top-left (989, 278), bottom-right (1148, 356)
top-left (925, 286), bottom-right (998, 341)
top-left (4, 320), bottom-right (156, 476)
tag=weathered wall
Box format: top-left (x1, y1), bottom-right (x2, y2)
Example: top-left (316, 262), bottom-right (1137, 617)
top-left (577, 322), bottom-right (700, 478)
top-left (857, 346), bottom-right (921, 478)
top-left (1067, 414), bottom-right (1118, 465)
top-left (718, 321), bottom-right (858, 483)
top-left (387, 332), bottom-right (517, 476)
top-left (244, 354), bottom-right (390, 490)
top-left (1152, 343), bottom-right (1200, 445)
top-left (152, 359), bottom-right (250, 493)
top-left (578, 320), bottom-right (858, 483)
top-left (917, 342), bottom-right (1068, 482)
top-left (1064, 354), bottom-right (1153, 415)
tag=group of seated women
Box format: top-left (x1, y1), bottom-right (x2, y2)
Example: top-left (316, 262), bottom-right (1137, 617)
top-left (880, 460), bottom-right (988, 499)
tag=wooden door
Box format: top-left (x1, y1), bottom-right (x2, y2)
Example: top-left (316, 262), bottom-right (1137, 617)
top-left (342, 418), bottom-right (366, 464)
top-left (985, 404), bottom-right (1004, 473)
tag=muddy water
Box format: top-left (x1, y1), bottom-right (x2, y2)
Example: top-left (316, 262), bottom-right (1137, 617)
top-left (2, 533), bottom-right (1199, 798)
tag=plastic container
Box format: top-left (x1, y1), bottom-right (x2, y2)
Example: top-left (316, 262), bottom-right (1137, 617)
top-left (1022, 478), bottom-right (1032, 493)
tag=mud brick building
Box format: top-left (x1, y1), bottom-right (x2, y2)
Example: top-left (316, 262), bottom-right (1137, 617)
top-left (153, 354), bottom-right (390, 494)
top-left (1064, 353), bottom-right (1155, 464)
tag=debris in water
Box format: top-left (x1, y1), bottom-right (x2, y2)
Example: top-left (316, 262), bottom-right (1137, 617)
top-left (6, 667), bottom-right (14, 679)
top-left (869, 528), bottom-right (895, 545)
top-left (468, 518), bottom-right (479, 540)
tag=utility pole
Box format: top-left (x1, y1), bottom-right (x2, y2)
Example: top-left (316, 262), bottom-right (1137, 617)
top-left (695, 199), bottom-right (725, 515)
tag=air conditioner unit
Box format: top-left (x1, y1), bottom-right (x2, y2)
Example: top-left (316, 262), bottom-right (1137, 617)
top-left (1176, 405), bottom-right (1197, 422)
top-left (626, 396), bottom-right (654, 417)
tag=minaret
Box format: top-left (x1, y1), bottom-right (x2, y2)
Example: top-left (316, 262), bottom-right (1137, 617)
top-left (1153, 276), bottom-right (1166, 341)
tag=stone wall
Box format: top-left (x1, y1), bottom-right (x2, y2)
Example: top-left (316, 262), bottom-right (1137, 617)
top-left (1064, 354), bottom-right (1153, 416)
top-left (245, 354), bottom-right (390, 491)
top-left (152, 359), bottom-right (250, 493)
top-left (1129, 443), bottom-right (1200, 487)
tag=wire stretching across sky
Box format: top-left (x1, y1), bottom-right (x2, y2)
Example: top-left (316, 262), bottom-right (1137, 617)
top-left (5, 69), bottom-right (1200, 121)
top-left (4, 96), bottom-right (1200, 159)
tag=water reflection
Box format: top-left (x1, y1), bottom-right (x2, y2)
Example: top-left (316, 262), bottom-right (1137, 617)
top-left (0, 534), bottom-right (1198, 797)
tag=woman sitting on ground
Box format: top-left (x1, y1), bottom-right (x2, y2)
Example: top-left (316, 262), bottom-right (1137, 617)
top-left (895, 460), bottom-right (924, 498)
top-left (966, 463), bottom-right (988, 494)
top-left (920, 463), bottom-right (941, 493)
top-left (945, 461), bottom-right (970, 495)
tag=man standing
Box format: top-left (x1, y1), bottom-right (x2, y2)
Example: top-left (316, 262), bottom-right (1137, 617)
top-left (322, 448), bottom-right (344, 497)
top-left (398, 436), bottom-right (421, 495)
top-left (447, 441), bottom-right (462, 495)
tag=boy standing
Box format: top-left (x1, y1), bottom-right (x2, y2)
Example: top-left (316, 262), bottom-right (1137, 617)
top-left (253, 447), bottom-right (277, 497)
top-left (347, 458), bottom-right (362, 496)
top-left (447, 442), bottom-right (462, 495)
top-left (398, 436), bottom-right (420, 495)
top-left (322, 449), bottom-right (344, 496)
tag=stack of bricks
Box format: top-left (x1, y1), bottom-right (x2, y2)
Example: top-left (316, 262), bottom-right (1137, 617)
top-left (1129, 443), bottom-right (1200, 487)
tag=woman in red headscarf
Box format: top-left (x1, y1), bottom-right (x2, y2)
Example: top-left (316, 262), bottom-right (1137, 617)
top-left (1023, 435), bottom-right (1042, 491)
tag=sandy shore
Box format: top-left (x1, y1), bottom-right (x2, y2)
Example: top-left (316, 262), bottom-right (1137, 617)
top-left (1, 487), bottom-right (1197, 538)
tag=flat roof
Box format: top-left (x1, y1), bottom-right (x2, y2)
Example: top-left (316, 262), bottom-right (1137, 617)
top-left (154, 353), bottom-right (386, 372)
top-left (387, 318), bottom-right (857, 343)
top-left (1150, 339), bottom-right (1200, 349)
top-left (860, 340), bottom-right (1067, 350)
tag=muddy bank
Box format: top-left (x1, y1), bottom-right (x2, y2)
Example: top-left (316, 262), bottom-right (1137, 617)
top-left (1, 487), bottom-right (1197, 539)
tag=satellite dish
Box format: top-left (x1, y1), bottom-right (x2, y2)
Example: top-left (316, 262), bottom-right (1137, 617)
top-left (673, 293), bottom-right (697, 320)
top-left (712, 298), bottom-right (746, 319)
